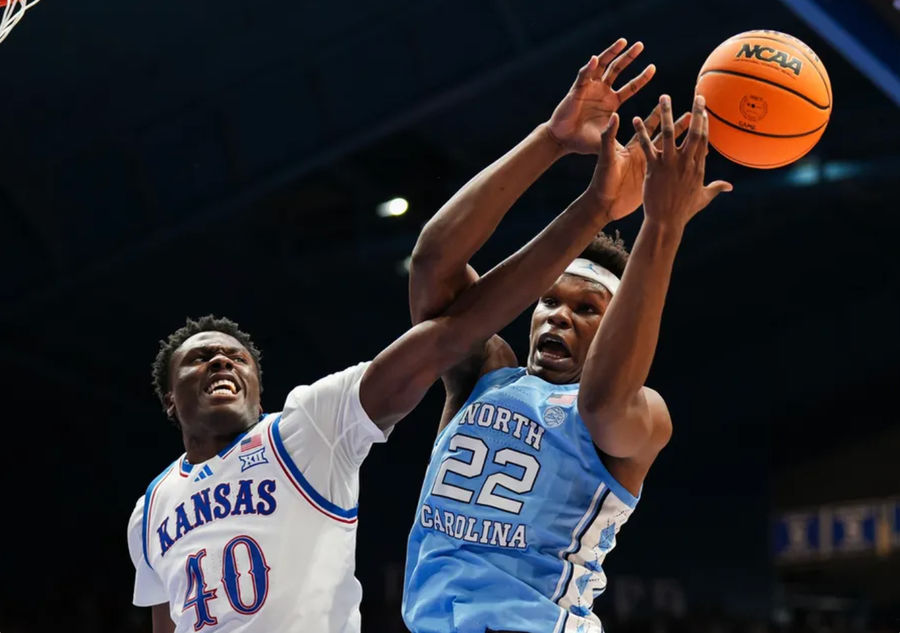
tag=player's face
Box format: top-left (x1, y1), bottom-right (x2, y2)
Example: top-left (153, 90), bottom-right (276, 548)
top-left (167, 331), bottom-right (262, 434)
top-left (527, 274), bottom-right (611, 384)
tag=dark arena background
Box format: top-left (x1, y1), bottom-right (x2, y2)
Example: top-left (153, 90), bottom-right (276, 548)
top-left (2, 1), bottom-right (898, 632)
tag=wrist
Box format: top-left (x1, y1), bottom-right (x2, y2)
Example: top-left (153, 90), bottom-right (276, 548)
top-left (640, 215), bottom-right (686, 245)
top-left (574, 190), bottom-right (614, 230)
top-left (537, 122), bottom-right (572, 160)
top-left (581, 187), bottom-right (615, 221)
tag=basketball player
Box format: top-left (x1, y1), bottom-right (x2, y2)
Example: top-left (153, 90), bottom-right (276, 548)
top-left (126, 39), bottom-right (659, 633)
top-left (402, 84), bottom-right (732, 633)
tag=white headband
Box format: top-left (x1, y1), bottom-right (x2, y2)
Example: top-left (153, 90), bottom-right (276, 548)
top-left (564, 258), bottom-right (620, 295)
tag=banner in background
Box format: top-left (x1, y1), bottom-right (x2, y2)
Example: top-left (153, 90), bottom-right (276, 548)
top-left (773, 497), bottom-right (900, 563)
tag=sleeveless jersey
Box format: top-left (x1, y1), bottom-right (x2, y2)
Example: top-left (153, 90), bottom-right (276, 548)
top-left (403, 367), bottom-right (639, 633)
top-left (126, 362), bottom-right (390, 633)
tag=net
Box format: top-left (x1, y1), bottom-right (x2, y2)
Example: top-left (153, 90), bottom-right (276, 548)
top-left (0, 0), bottom-right (40, 44)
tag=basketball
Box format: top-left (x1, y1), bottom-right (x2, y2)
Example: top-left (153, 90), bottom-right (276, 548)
top-left (695, 30), bottom-right (832, 169)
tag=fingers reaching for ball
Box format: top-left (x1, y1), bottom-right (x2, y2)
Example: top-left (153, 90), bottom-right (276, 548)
top-left (630, 94), bottom-right (732, 227)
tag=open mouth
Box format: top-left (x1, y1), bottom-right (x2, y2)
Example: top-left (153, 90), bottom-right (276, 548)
top-left (536, 333), bottom-right (572, 361)
top-left (205, 376), bottom-right (240, 396)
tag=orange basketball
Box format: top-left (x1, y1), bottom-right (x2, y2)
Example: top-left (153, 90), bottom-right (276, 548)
top-left (695, 30), bottom-right (832, 169)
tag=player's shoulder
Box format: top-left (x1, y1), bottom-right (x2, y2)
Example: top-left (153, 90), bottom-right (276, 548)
top-left (126, 494), bottom-right (147, 567)
top-left (127, 495), bottom-right (144, 534)
top-left (642, 387), bottom-right (672, 447)
top-left (474, 363), bottom-right (526, 393)
top-left (443, 336), bottom-right (517, 397)
top-left (147, 456), bottom-right (181, 489)
top-left (310, 361), bottom-right (371, 387)
top-left (134, 456), bottom-right (183, 512)
top-left (481, 335), bottom-right (518, 374)
top-left (127, 456), bottom-right (180, 566)
top-left (285, 361), bottom-right (371, 403)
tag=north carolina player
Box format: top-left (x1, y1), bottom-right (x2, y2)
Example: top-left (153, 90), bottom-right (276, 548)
top-left (402, 57), bottom-right (732, 633)
top-left (125, 40), bottom-right (663, 632)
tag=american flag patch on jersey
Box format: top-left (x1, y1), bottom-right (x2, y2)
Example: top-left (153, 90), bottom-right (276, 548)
top-left (241, 434), bottom-right (262, 452)
top-left (547, 392), bottom-right (577, 406)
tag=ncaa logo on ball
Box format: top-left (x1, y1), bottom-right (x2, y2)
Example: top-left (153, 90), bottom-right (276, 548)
top-left (734, 43), bottom-right (802, 75)
top-left (543, 406), bottom-right (567, 428)
top-left (740, 94), bottom-right (768, 122)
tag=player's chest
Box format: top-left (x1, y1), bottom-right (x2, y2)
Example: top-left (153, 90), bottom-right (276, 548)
top-left (449, 385), bottom-right (584, 450)
top-left (146, 439), bottom-right (299, 557)
top-left (150, 473), bottom-right (277, 556)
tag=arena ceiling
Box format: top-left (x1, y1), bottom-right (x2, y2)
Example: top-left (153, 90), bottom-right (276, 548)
top-left (3, 0), bottom-right (897, 431)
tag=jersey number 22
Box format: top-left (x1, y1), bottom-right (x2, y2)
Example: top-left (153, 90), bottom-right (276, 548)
top-left (431, 433), bottom-right (540, 514)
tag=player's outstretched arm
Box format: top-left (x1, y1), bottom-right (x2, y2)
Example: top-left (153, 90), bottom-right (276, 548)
top-left (428, 99), bottom-right (690, 433)
top-left (361, 106), bottom-right (674, 429)
top-left (409, 38), bottom-right (655, 324)
top-left (578, 94), bottom-right (732, 460)
top-left (363, 192), bottom-right (607, 428)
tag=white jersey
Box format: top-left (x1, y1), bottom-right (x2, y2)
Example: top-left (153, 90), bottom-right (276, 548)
top-left (127, 362), bottom-right (390, 633)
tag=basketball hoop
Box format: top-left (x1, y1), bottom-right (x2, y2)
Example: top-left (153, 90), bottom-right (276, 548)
top-left (0, 0), bottom-right (40, 44)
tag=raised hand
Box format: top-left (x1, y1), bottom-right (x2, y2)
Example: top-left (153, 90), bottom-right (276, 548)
top-left (632, 94), bottom-right (733, 228)
top-left (546, 38), bottom-right (655, 155)
top-left (587, 103), bottom-right (691, 222)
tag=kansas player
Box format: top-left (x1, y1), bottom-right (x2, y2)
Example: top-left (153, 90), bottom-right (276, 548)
top-left (403, 54), bottom-right (732, 632)
top-left (125, 40), bottom-right (664, 632)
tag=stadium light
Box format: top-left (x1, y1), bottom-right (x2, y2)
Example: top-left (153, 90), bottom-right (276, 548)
top-left (397, 255), bottom-right (412, 276)
top-left (377, 197), bottom-right (409, 218)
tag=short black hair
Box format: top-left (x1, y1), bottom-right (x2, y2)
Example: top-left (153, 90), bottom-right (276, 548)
top-left (151, 315), bottom-right (264, 413)
top-left (577, 231), bottom-right (630, 278)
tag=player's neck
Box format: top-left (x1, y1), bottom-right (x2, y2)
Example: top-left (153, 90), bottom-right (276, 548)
top-left (526, 366), bottom-right (583, 385)
top-left (181, 421), bottom-right (252, 464)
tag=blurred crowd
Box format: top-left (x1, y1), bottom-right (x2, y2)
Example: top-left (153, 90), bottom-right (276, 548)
top-left (3, 567), bottom-right (893, 633)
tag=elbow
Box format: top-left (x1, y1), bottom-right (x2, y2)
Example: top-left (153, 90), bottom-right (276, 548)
top-left (409, 233), bottom-right (444, 276)
top-left (408, 249), bottom-right (459, 325)
top-left (407, 250), bottom-right (447, 324)
top-left (409, 246), bottom-right (434, 274)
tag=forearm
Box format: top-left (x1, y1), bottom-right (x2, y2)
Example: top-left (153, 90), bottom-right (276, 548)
top-left (580, 218), bottom-right (683, 412)
top-left (410, 124), bottom-right (566, 321)
top-left (443, 191), bottom-right (610, 344)
top-left (363, 192), bottom-right (610, 426)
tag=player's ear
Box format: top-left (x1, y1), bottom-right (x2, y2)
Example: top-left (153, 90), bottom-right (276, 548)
top-left (164, 392), bottom-right (176, 420)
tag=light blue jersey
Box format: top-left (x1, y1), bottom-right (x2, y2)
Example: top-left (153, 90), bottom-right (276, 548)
top-left (403, 367), bottom-right (639, 633)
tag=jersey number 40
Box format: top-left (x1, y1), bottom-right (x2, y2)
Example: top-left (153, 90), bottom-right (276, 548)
top-left (183, 535), bottom-right (271, 629)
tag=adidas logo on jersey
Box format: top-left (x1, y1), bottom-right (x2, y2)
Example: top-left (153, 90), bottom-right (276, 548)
top-left (192, 465), bottom-right (214, 482)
